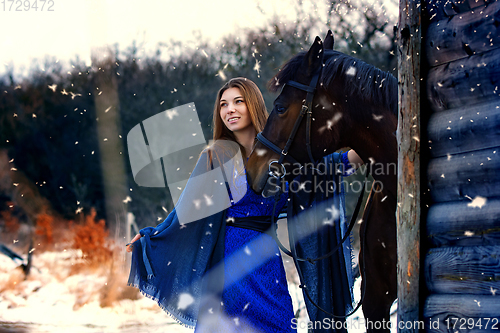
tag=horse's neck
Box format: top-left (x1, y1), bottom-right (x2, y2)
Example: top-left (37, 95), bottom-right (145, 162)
top-left (359, 148), bottom-right (398, 199)
top-left (343, 112), bottom-right (398, 197)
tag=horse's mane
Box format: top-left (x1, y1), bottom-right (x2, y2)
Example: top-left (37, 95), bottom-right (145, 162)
top-left (269, 50), bottom-right (397, 116)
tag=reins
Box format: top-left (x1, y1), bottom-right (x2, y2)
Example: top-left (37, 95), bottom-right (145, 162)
top-left (269, 167), bottom-right (373, 319)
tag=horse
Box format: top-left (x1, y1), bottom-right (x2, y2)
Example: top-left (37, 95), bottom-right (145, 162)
top-left (246, 30), bottom-right (398, 332)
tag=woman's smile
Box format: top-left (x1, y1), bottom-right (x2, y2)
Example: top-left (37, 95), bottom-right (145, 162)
top-left (227, 116), bottom-right (241, 123)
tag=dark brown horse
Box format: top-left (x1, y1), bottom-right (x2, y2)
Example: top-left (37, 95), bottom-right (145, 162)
top-left (246, 31), bottom-right (398, 332)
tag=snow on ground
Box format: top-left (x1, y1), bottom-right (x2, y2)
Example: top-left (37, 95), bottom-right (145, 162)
top-left (0, 250), bottom-right (192, 333)
top-left (0, 249), bottom-right (395, 333)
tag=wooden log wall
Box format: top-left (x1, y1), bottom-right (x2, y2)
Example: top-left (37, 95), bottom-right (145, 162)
top-left (423, 0), bottom-right (500, 331)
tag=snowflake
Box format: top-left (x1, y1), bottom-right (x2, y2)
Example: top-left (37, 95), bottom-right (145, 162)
top-left (323, 205), bottom-right (339, 225)
top-left (193, 199), bottom-right (201, 210)
top-left (256, 149), bottom-right (267, 156)
top-left (70, 92), bottom-right (81, 100)
top-left (466, 195), bottom-right (487, 208)
top-left (318, 113), bottom-right (342, 134)
top-left (166, 109), bottom-right (178, 120)
top-left (204, 194), bottom-right (213, 206)
top-left (346, 66), bottom-right (356, 76)
top-left (218, 69), bottom-right (227, 81)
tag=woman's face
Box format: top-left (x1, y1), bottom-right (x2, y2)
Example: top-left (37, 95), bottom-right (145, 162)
top-left (220, 87), bottom-right (253, 134)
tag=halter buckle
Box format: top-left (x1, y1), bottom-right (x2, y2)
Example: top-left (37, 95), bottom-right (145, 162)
top-left (301, 105), bottom-right (309, 115)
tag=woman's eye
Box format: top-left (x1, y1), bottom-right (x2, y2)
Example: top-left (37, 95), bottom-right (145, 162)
top-left (220, 103), bottom-right (227, 107)
top-left (236, 99), bottom-right (244, 104)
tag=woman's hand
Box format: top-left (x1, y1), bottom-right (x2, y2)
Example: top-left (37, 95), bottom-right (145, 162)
top-left (348, 150), bottom-right (364, 170)
top-left (126, 233), bottom-right (142, 253)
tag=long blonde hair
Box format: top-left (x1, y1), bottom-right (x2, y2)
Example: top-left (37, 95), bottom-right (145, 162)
top-left (212, 78), bottom-right (268, 153)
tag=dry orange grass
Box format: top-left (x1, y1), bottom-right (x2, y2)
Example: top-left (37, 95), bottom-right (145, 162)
top-left (1, 202), bottom-right (20, 234)
top-left (2, 206), bottom-right (139, 308)
top-left (71, 208), bottom-right (113, 264)
top-left (70, 208), bottom-right (139, 307)
top-left (35, 211), bottom-right (54, 245)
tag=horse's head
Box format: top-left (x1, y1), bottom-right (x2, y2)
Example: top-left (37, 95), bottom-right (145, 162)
top-left (247, 31), bottom-right (348, 194)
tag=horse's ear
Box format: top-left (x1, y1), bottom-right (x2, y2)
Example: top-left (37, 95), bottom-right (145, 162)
top-left (304, 36), bottom-right (324, 75)
top-left (324, 30), bottom-right (334, 50)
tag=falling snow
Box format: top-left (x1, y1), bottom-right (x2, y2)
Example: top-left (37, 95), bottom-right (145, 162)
top-left (255, 149), bottom-right (267, 156)
top-left (242, 303), bottom-right (250, 312)
top-left (193, 199), bottom-right (201, 210)
top-left (166, 109), bottom-right (179, 120)
top-left (323, 205), bottom-right (340, 225)
top-left (177, 293), bottom-right (194, 310)
top-left (318, 113), bottom-right (342, 134)
top-left (466, 195), bottom-right (487, 208)
top-left (253, 59), bottom-right (261, 77)
top-left (203, 194), bottom-right (214, 206)
top-left (346, 66), bottom-right (356, 76)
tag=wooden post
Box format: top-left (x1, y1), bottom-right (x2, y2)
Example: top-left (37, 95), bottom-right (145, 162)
top-left (397, 0), bottom-right (421, 331)
top-left (92, 47), bottom-right (128, 240)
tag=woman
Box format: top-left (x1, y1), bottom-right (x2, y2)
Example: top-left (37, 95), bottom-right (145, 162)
top-left (127, 77), bottom-right (361, 332)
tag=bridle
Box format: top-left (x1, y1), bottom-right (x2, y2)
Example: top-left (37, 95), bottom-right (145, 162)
top-left (256, 68), bottom-right (322, 181)
top-left (254, 66), bottom-right (373, 319)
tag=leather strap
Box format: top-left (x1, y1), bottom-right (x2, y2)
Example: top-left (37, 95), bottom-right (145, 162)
top-left (256, 133), bottom-right (300, 165)
top-left (226, 216), bottom-right (272, 233)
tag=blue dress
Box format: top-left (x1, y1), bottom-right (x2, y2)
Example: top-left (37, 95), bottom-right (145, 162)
top-left (194, 151), bottom-right (354, 333)
top-left (193, 162), bottom-right (294, 333)
top-left (223, 182), bottom-right (293, 333)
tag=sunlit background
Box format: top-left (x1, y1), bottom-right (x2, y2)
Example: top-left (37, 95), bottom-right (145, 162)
top-left (0, 0), bottom-right (398, 331)
top-left (1, 0), bottom-right (293, 75)
top-left (1, 0), bottom-right (397, 76)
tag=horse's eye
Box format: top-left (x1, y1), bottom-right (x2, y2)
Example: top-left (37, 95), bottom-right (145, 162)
top-left (276, 105), bottom-right (287, 114)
